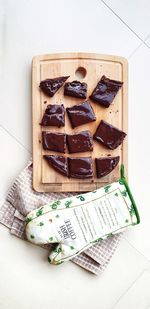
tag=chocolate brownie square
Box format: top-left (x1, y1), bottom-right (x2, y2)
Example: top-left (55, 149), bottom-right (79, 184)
top-left (42, 132), bottom-right (66, 153)
top-left (64, 80), bottom-right (87, 99)
top-left (67, 130), bottom-right (93, 153)
top-left (41, 104), bottom-right (65, 127)
top-left (66, 101), bottom-right (96, 128)
top-left (90, 75), bottom-right (123, 108)
top-left (68, 157), bottom-right (93, 178)
top-left (94, 120), bottom-right (126, 150)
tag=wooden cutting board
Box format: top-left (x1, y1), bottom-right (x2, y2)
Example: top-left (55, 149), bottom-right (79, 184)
top-left (32, 53), bottom-right (128, 192)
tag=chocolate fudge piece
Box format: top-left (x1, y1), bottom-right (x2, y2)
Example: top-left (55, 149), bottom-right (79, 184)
top-left (39, 76), bottom-right (69, 97)
top-left (42, 132), bottom-right (66, 153)
top-left (68, 157), bottom-right (93, 179)
top-left (43, 155), bottom-right (68, 177)
top-left (41, 104), bottom-right (65, 127)
top-left (90, 75), bottom-right (123, 108)
top-left (64, 80), bottom-right (87, 99)
top-left (95, 156), bottom-right (120, 178)
top-left (67, 130), bottom-right (93, 153)
top-left (66, 101), bottom-right (96, 128)
top-left (94, 120), bottom-right (126, 150)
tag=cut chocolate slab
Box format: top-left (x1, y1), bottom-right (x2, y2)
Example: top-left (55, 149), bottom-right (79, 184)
top-left (66, 101), bottom-right (96, 128)
top-left (68, 157), bottom-right (93, 179)
top-left (39, 76), bottom-right (69, 97)
top-left (67, 130), bottom-right (93, 153)
top-left (64, 80), bottom-right (87, 99)
top-left (43, 155), bottom-right (68, 177)
top-left (41, 104), bottom-right (65, 127)
top-left (42, 132), bottom-right (66, 153)
top-left (90, 75), bottom-right (123, 108)
top-left (94, 120), bottom-right (126, 150)
top-left (95, 156), bottom-right (120, 178)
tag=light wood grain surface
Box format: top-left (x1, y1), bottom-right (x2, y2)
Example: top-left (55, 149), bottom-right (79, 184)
top-left (32, 53), bottom-right (128, 192)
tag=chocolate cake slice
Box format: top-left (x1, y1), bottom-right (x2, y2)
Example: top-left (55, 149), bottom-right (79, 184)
top-left (64, 80), bottom-right (87, 99)
top-left (94, 120), bottom-right (126, 150)
top-left (68, 157), bottom-right (93, 179)
top-left (67, 130), bottom-right (93, 153)
top-left (39, 76), bottom-right (69, 97)
top-left (95, 156), bottom-right (120, 178)
top-left (90, 75), bottom-right (123, 108)
top-left (43, 155), bottom-right (68, 177)
top-left (42, 132), bottom-right (66, 153)
top-left (66, 101), bottom-right (96, 128)
top-left (41, 104), bottom-right (65, 127)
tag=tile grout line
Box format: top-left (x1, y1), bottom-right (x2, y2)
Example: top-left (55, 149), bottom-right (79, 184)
top-left (110, 269), bottom-right (148, 309)
top-left (100, 0), bottom-right (150, 49)
top-left (122, 236), bottom-right (150, 263)
top-left (128, 34), bottom-right (150, 59)
top-left (0, 124), bottom-right (31, 155)
top-left (128, 41), bottom-right (145, 59)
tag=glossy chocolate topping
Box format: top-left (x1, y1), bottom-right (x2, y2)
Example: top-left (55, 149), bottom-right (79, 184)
top-left (95, 156), bottom-right (120, 178)
top-left (66, 100), bottom-right (96, 128)
top-left (90, 75), bottom-right (123, 108)
top-left (41, 104), bottom-right (65, 127)
top-left (67, 130), bottom-right (93, 153)
top-left (43, 155), bottom-right (68, 176)
top-left (94, 120), bottom-right (126, 150)
top-left (64, 80), bottom-right (87, 99)
top-left (42, 132), bottom-right (66, 153)
top-left (68, 157), bottom-right (93, 178)
top-left (39, 76), bottom-right (69, 97)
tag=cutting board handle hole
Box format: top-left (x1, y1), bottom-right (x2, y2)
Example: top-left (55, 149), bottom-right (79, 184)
top-left (75, 67), bottom-right (87, 79)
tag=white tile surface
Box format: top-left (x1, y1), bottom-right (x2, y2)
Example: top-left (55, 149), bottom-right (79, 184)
top-left (102, 0), bottom-right (150, 40)
top-left (0, 0), bottom-right (150, 308)
top-left (0, 126), bottom-right (30, 198)
top-left (123, 43), bottom-right (150, 260)
top-left (113, 269), bottom-right (150, 309)
top-left (0, 227), bottom-right (149, 309)
top-left (0, 0), bottom-right (141, 150)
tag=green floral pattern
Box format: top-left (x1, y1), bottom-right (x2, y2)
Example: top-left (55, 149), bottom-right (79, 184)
top-left (65, 200), bottom-right (73, 208)
top-left (36, 207), bottom-right (43, 217)
top-left (121, 190), bottom-right (127, 197)
top-left (25, 177), bottom-right (139, 265)
top-left (51, 200), bottom-right (61, 209)
top-left (104, 185), bottom-right (111, 193)
top-left (25, 217), bottom-right (32, 224)
top-left (38, 222), bottom-right (44, 226)
top-left (54, 247), bottom-right (62, 254)
top-left (77, 195), bottom-right (85, 201)
top-left (107, 233), bottom-right (113, 238)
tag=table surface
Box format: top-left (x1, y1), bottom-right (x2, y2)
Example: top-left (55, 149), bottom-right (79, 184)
top-left (0, 1), bottom-right (150, 308)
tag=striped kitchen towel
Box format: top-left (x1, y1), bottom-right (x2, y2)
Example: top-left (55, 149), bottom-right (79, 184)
top-left (0, 161), bottom-right (121, 275)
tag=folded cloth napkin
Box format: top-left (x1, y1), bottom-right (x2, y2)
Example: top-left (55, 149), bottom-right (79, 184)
top-left (0, 161), bottom-right (121, 275)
